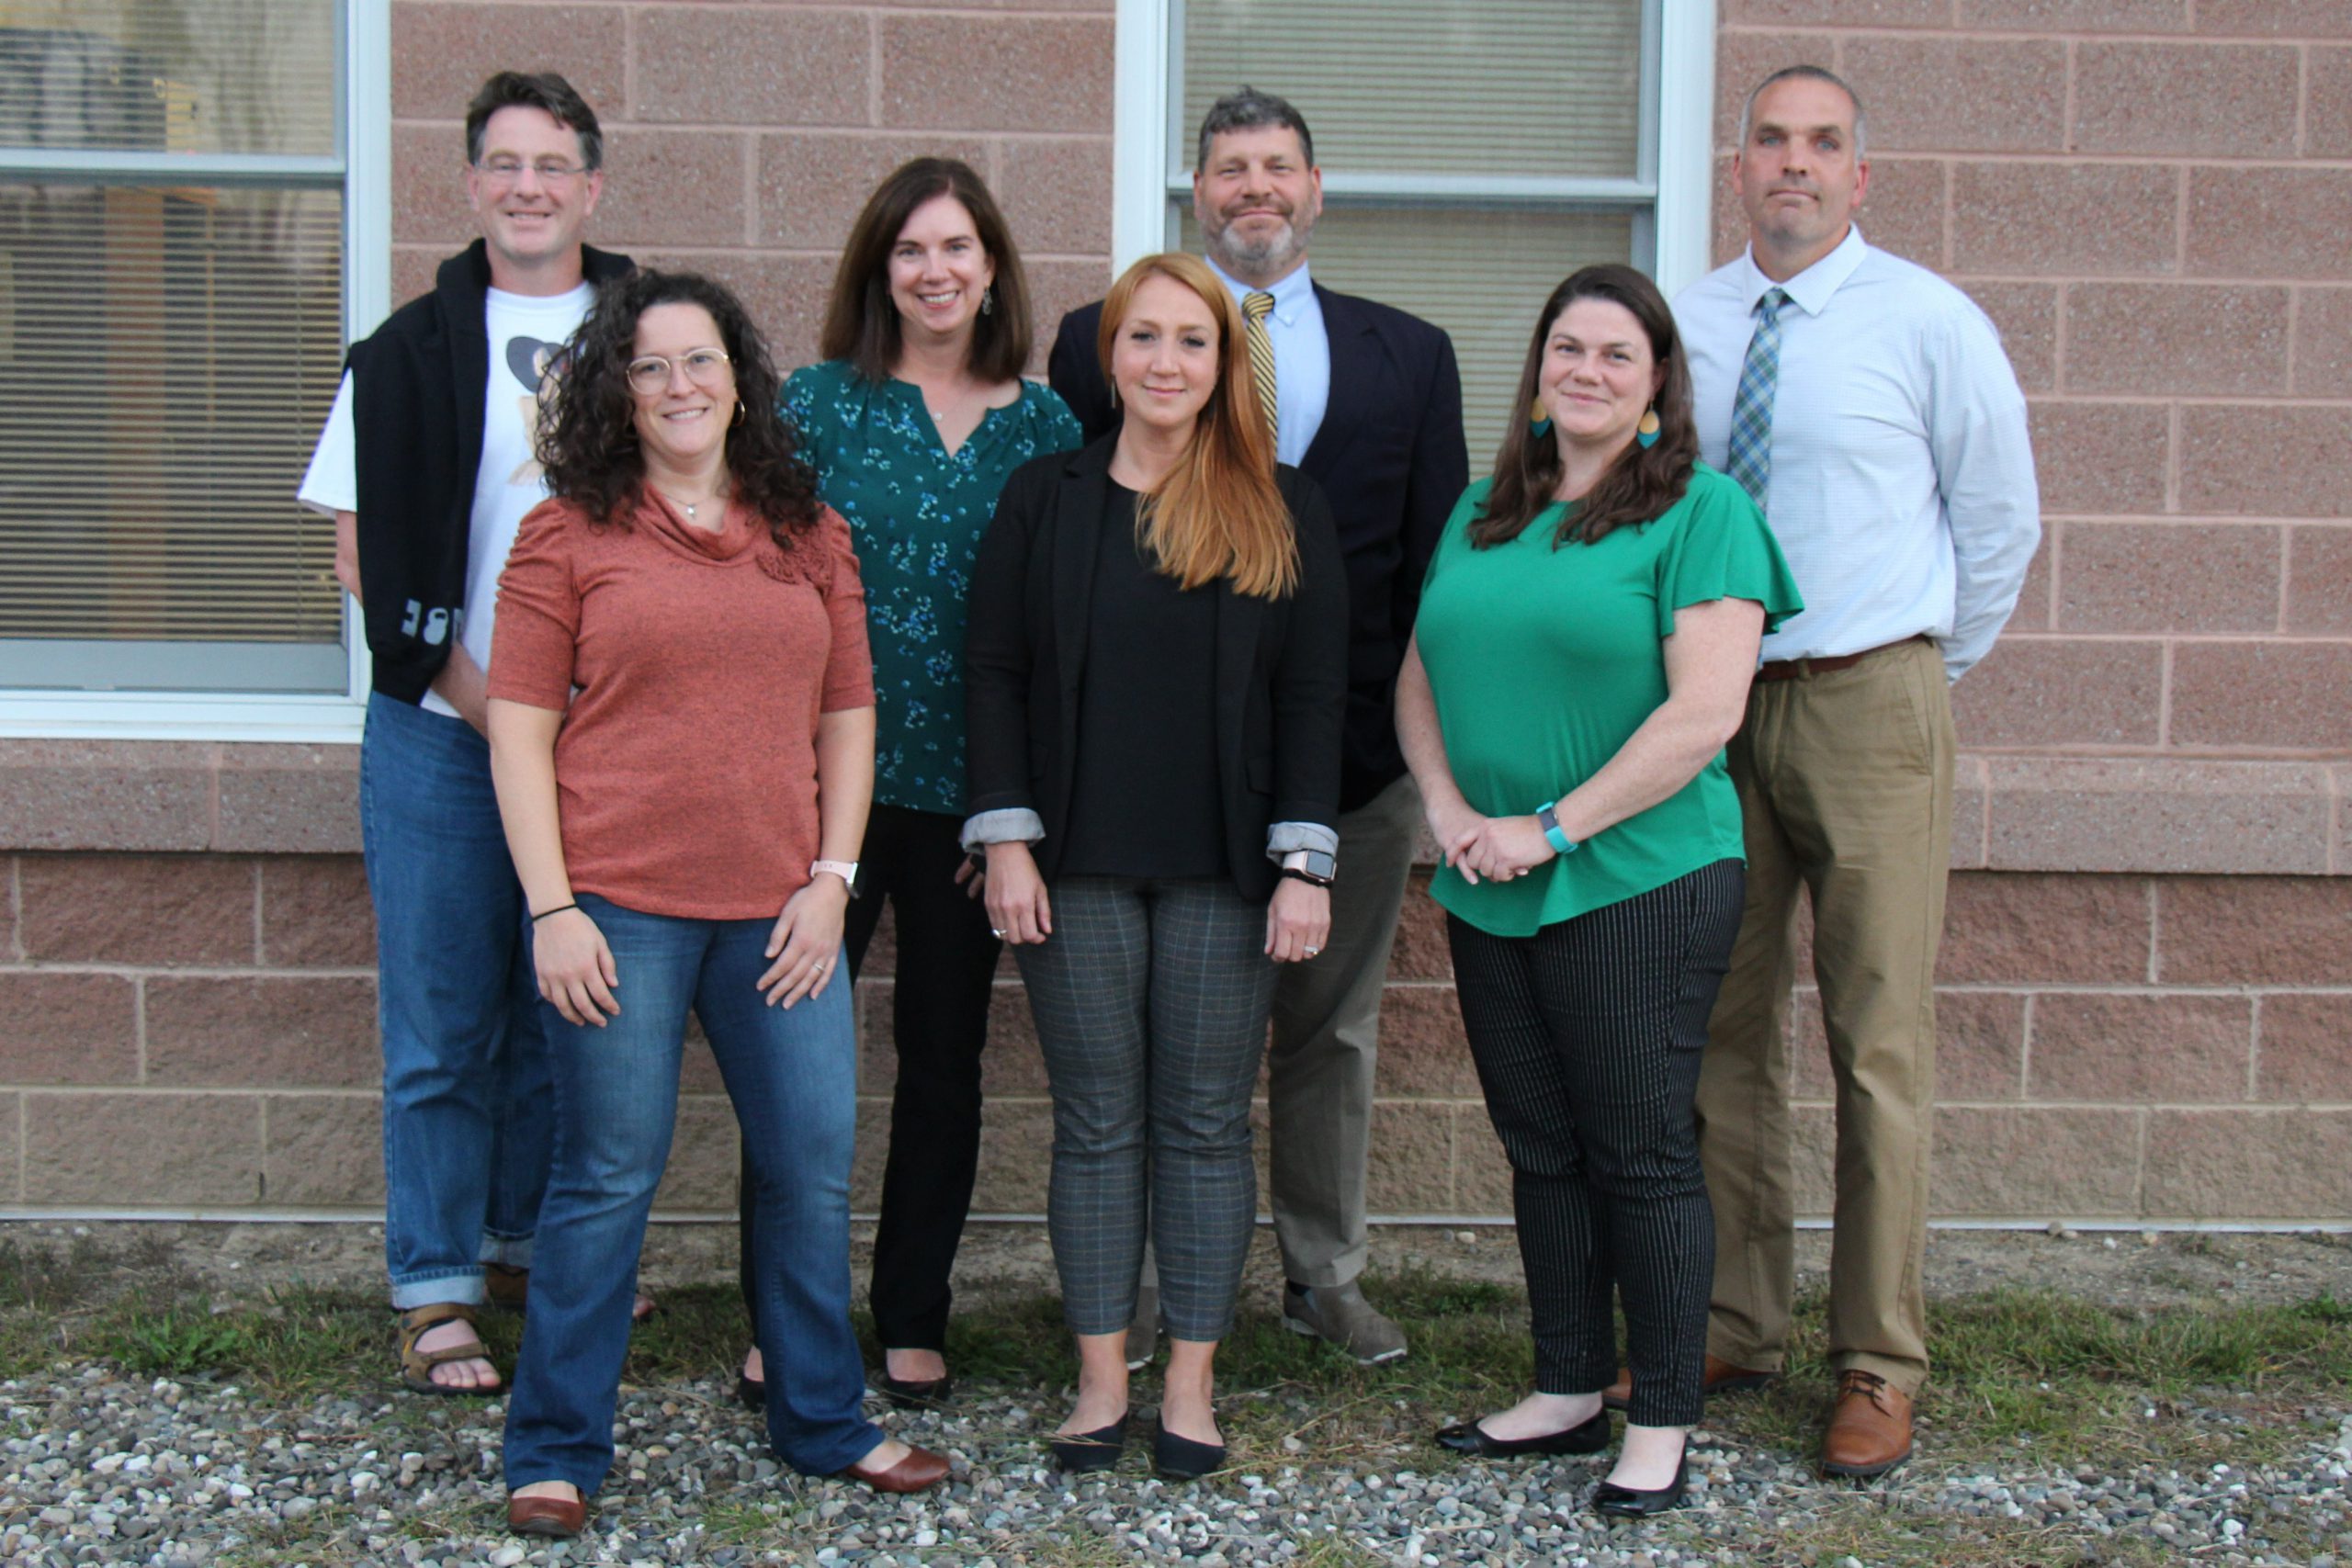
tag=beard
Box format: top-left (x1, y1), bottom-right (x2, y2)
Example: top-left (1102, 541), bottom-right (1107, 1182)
top-left (1205, 204), bottom-right (1316, 278)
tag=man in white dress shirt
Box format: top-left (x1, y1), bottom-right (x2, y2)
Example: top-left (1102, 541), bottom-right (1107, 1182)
top-left (1643, 65), bottom-right (2039, 1478)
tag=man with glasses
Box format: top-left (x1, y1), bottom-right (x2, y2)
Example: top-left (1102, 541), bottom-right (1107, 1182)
top-left (297, 72), bottom-right (629, 1394)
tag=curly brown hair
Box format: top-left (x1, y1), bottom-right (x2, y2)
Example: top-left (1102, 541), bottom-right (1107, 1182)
top-left (537, 268), bottom-right (823, 550)
top-left (1474, 264), bottom-right (1701, 550)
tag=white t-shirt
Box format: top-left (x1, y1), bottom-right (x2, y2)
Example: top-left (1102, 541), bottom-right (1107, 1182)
top-left (300, 283), bottom-right (597, 718)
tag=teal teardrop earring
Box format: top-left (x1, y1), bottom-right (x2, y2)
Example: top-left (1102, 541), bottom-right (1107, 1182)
top-left (1529, 395), bottom-right (1553, 439)
top-left (1635, 404), bottom-right (1661, 448)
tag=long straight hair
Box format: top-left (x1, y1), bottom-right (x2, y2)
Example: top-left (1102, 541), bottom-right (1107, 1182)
top-left (1095, 253), bottom-right (1296, 599)
top-left (1475, 264), bottom-right (1701, 548)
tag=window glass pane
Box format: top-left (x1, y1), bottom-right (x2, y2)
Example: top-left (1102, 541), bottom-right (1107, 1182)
top-left (1176, 204), bottom-right (1636, 468)
top-left (0, 182), bottom-right (345, 693)
top-left (1182, 0), bottom-right (1645, 180)
top-left (0, 1), bottom-right (338, 156)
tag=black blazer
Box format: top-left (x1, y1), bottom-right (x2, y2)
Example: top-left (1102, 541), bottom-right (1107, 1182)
top-left (965, 436), bottom-right (1348, 904)
top-left (1049, 283), bottom-right (1466, 811)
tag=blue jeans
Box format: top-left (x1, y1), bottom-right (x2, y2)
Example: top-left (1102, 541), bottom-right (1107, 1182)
top-left (358, 691), bottom-right (550, 1309)
top-left (503, 894), bottom-right (879, 1492)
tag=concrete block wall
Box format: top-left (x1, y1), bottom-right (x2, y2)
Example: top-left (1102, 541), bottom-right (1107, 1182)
top-left (386, 0), bottom-right (1117, 374)
top-left (1, 1), bottom-right (2346, 1224)
top-left (1706, 1), bottom-right (2352, 1222)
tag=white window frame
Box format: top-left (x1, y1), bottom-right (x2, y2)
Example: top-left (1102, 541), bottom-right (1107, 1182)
top-left (0, 0), bottom-right (390, 743)
top-left (1113, 0), bottom-right (1717, 297)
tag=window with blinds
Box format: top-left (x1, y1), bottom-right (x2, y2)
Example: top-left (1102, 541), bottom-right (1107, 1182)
top-left (0, 0), bottom-right (347, 696)
top-left (1171, 0), bottom-right (1657, 461)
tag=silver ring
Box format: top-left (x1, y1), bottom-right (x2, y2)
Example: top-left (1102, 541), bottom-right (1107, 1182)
top-left (991, 928), bottom-right (1005, 938)
top-left (1305, 945), bottom-right (1320, 956)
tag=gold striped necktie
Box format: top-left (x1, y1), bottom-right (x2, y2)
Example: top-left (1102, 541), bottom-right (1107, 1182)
top-left (1242, 290), bottom-right (1278, 445)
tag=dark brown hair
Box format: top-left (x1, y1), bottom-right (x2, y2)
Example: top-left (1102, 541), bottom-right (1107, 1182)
top-left (819, 158), bottom-right (1033, 383)
top-left (463, 71), bottom-right (603, 170)
top-left (1473, 264), bottom-right (1701, 550)
top-left (537, 269), bottom-right (822, 548)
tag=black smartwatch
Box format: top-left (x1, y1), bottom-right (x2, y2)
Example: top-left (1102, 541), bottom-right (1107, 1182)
top-left (1279, 848), bottom-right (1336, 886)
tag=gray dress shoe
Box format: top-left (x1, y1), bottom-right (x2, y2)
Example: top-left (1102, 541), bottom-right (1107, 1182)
top-left (1283, 1280), bottom-right (1408, 1364)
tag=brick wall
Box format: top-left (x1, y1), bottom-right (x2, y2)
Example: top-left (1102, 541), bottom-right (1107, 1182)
top-left (1707, 0), bottom-right (2352, 1221)
top-left (387, 0), bottom-right (1117, 375)
top-left (1, 0), bottom-right (2346, 1224)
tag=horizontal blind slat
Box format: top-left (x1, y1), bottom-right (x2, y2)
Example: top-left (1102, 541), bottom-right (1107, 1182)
top-left (1182, 0), bottom-right (1645, 180)
top-left (0, 180), bottom-right (345, 654)
top-left (0, 2), bottom-right (339, 157)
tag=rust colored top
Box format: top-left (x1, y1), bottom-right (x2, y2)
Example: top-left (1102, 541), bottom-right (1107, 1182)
top-left (489, 491), bottom-right (875, 920)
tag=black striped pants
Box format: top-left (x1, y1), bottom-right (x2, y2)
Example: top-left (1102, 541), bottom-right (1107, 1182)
top-left (1447, 858), bottom-right (1745, 1427)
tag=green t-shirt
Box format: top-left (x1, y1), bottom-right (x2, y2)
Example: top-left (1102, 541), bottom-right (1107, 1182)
top-left (783, 359), bottom-right (1082, 813)
top-left (1416, 464), bottom-right (1803, 937)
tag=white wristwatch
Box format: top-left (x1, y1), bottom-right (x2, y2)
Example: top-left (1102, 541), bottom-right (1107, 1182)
top-left (810, 859), bottom-right (859, 894)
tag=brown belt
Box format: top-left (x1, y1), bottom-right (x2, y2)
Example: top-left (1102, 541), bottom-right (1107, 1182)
top-left (1753, 633), bottom-right (1931, 683)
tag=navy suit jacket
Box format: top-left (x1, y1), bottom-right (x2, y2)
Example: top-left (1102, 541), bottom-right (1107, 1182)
top-left (1048, 281), bottom-right (1467, 812)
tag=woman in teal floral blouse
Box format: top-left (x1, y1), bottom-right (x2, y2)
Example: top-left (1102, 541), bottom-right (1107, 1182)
top-left (735, 158), bottom-right (1082, 1410)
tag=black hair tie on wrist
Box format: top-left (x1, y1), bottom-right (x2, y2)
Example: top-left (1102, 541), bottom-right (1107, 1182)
top-left (531, 903), bottom-right (579, 923)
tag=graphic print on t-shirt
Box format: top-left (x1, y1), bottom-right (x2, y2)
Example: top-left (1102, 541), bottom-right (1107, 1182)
top-left (504, 334), bottom-right (565, 487)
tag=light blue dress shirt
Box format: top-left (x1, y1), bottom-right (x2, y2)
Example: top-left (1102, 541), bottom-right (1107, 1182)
top-left (1205, 255), bottom-right (1329, 467)
top-left (1676, 227), bottom-right (2040, 682)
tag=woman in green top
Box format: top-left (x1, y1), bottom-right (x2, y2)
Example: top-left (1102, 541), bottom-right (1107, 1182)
top-left (736, 158), bottom-right (1083, 1411)
top-left (1396, 265), bottom-right (1800, 1517)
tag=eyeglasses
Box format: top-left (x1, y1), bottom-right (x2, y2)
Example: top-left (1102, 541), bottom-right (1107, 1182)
top-left (474, 158), bottom-right (592, 188)
top-left (626, 348), bottom-right (734, 394)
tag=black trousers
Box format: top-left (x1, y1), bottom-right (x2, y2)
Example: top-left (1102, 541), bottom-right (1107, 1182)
top-left (1446, 858), bottom-right (1744, 1427)
top-left (739, 803), bottom-right (1002, 1350)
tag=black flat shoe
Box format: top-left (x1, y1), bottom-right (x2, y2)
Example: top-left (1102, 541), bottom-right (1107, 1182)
top-left (1434, 1407), bottom-right (1611, 1458)
top-left (1593, 1456), bottom-right (1688, 1517)
top-left (879, 1373), bottom-right (953, 1408)
top-left (1152, 1418), bottom-right (1226, 1481)
top-left (736, 1372), bottom-right (764, 1412)
top-left (1047, 1413), bottom-right (1129, 1472)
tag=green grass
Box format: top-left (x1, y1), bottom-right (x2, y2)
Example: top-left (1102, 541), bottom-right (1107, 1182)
top-left (2, 1237), bottom-right (2345, 1481)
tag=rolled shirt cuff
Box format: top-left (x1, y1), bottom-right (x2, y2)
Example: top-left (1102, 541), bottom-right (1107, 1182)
top-left (960, 807), bottom-right (1046, 853)
top-left (1266, 820), bottom-right (1340, 863)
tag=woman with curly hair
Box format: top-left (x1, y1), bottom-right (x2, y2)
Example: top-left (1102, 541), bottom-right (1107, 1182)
top-left (486, 269), bottom-right (948, 1538)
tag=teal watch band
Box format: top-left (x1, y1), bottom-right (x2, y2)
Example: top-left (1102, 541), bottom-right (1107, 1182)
top-left (1535, 801), bottom-right (1579, 856)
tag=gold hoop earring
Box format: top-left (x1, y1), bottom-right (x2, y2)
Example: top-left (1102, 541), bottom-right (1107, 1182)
top-left (731, 400), bottom-right (747, 427)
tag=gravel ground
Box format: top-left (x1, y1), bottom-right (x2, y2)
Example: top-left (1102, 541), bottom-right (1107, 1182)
top-left (3, 1368), bottom-right (2347, 1566)
top-left (3, 1222), bottom-right (2348, 1566)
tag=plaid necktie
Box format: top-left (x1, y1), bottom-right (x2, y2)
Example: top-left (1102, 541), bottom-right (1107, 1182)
top-left (1242, 290), bottom-right (1278, 445)
top-left (1725, 287), bottom-right (1790, 510)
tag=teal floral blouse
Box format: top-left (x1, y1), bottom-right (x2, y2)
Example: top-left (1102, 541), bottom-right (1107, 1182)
top-left (783, 358), bottom-right (1084, 814)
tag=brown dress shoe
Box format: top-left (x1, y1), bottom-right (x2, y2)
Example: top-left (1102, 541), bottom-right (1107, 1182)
top-left (1600, 1353), bottom-right (1775, 1411)
top-left (841, 1442), bottom-right (951, 1495)
top-left (506, 1488), bottom-right (586, 1538)
top-left (1821, 1369), bottom-right (1915, 1478)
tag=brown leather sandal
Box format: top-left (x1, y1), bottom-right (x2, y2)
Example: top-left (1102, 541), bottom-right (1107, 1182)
top-left (397, 1302), bottom-right (500, 1396)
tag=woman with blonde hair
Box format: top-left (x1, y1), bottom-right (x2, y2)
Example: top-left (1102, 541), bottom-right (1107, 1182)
top-left (964, 252), bottom-right (1346, 1479)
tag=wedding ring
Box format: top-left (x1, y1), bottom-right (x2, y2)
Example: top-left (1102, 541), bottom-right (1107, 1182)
top-left (990, 928), bottom-right (1005, 938)
top-left (1305, 945), bottom-right (1321, 956)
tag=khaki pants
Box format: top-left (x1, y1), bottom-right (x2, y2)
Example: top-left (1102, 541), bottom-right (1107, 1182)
top-left (1267, 771), bottom-right (1423, 1286)
top-left (1695, 637), bottom-right (1953, 1395)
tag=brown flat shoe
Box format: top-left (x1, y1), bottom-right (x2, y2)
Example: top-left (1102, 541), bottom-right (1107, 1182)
top-left (841, 1443), bottom-right (951, 1495)
top-left (396, 1303), bottom-right (499, 1396)
top-left (1600, 1352), bottom-right (1774, 1411)
top-left (1821, 1369), bottom-right (1915, 1478)
top-left (506, 1487), bottom-right (586, 1538)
